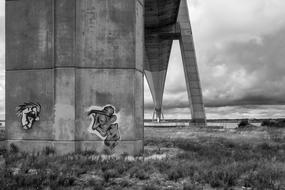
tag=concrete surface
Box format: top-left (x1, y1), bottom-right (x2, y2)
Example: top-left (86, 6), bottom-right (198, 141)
top-left (144, 0), bottom-right (206, 125)
top-left (5, 0), bottom-right (206, 155)
top-left (75, 69), bottom-right (143, 141)
top-left (6, 0), bottom-right (144, 155)
top-left (6, 70), bottom-right (55, 140)
top-left (6, 0), bottom-right (53, 70)
top-left (178, 0), bottom-right (206, 124)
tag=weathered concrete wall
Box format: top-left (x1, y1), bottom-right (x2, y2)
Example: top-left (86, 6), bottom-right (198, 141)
top-left (6, 0), bottom-right (54, 70)
top-left (6, 70), bottom-right (55, 140)
top-left (6, 0), bottom-right (144, 155)
top-left (74, 0), bottom-right (144, 154)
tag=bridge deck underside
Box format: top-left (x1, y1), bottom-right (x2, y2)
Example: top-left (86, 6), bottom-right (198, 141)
top-left (145, 0), bottom-right (181, 29)
top-left (144, 0), bottom-right (181, 120)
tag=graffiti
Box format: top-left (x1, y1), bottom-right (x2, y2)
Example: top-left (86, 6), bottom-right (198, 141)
top-left (16, 102), bottom-right (41, 130)
top-left (88, 105), bottom-right (120, 149)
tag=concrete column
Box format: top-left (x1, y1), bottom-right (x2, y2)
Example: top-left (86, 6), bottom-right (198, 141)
top-left (144, 30), bottom-right (173, 123)
top-left (6, 0), bottom-right (144, 155)
top-left (178, 0), bottom-right (206, 125)
top-left (6, 0), bottom-right (56, 152)
top-left (74, 0), bottom-right (144, 155)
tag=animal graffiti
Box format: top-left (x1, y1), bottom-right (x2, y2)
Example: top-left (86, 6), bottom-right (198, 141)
top-left (16, 102), bottom-right (41, 130)
top-left (88, 105), bottom-right (120, 149)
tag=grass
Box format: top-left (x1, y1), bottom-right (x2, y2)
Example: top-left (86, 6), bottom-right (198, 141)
top-left (1, 130), bottom-right (285, 189)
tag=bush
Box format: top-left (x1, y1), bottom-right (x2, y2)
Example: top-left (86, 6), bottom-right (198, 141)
top-left (264, 119), bottom-right (285, 128)
top-left (57, 175), bottom-right (76, 187)
top-left (143, 184), bottom-right (159, 190)
top-left (166, 164), bottom-right (196, 181)
top-left (205, 165), bottom-right (239, 188)
top-left (87, 178), bottom-right (104, 190)
top-left (183, 182), bottom-right (202, 190)
top-left (238, 120), bottom-right (249, 128)
top-left (167, 168), bottom-right (184, 181)
top-left (261, 119), bottom-right (271, 126)
top-left (103, 169), bottom-right (119, 182)
top-left (242, 163), bottom-right (285, 189)
top-left (130, 167), bottom-right (149, 180)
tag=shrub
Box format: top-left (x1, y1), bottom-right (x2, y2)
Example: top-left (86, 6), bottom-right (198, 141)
top-left (261, 119), bottom-right (285, 128)
top-left (130, 167), bottom-right (149, 180)
top-left (143, 184), bottom-right (159, 190)
top-left (87, 178), bottom-right (104, 189)
top-left (176, 152), bottom-right (194, 160)
top-left (56, 175), bottom-right (76, 187)
top-left (205, 165), bottom-right (239, 188)
top-left (261, 119), bottom-right (271, 126)
top-left (103, 169), bottom-right (119, 182)
top-left (167, 168), bottom-right (184, 181)
top-left (153, 160), bottom-right (172, 173)
top-left (238, 120), bottom-right (249, 128)
top-left (183, 182), bottom-right (202, 190)
top-left (242, 163), bottom-right (285, 189)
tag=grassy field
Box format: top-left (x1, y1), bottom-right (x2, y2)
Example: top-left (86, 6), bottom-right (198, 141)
top-left (0, 125), bottom-right (285, 190)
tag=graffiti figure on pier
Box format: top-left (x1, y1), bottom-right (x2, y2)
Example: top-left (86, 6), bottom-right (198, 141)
top-left (88, 105), bottom-right (120, 149)
top-left (16, 102), bottom-right (41, 130)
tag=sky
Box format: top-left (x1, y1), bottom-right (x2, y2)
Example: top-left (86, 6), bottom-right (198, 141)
top-left (1, 0), bottom-right (285, 120)
top-left (145, 0), bottom-right (285, 119)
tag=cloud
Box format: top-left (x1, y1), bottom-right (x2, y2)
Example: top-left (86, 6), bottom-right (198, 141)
top-left (145, 105), bottom-right (285, 120)
top-left (205, 105), bottom-right (285, 119)
top-left (145, 0), bottom-right (285, 119)
top-left (1, 1), bottom-right (285, 120)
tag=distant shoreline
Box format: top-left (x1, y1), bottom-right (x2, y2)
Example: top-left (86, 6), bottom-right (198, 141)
top-left (144, 118), bottom-right (285, 123)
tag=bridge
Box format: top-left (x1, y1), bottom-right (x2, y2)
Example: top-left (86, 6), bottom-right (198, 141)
top-left (145, 0), bottom-right (206, 123)
top-left (5, 0), bottom-right (206, 155)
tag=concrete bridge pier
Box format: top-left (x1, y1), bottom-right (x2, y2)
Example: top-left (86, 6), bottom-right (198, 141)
top-left (178, 0), bottom-right (206, 126)
top-left (5, 0), bottom-right (144, 155)
top-left (144, 0), bottom-right (206, 126)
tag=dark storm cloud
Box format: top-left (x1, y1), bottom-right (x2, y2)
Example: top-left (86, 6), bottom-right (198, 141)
top-left (205, 95), bottom-right (285, 108)
top-left (203, 28), bottom-right (285, 107)
top-left (145, 105), bottom-right (285, 120)
top-left (1, 1), bottom-right (285, 119)
top-left (145, 0), bottom-right (285, 118)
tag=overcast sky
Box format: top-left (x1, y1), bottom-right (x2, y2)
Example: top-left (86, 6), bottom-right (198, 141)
top-left (145, 0), bottom-right (285, 119)
top-left (1, 0), bottom-right (285, 120)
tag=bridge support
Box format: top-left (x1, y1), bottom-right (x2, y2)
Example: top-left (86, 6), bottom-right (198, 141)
top-left (6, 0), bottom-right (144, 155)
top-left (178, 0), bottom-right (206, 126)
top-left (145, 0), bottom-right (206, 126)
top-left (152, 108), bottom-right (164, 123)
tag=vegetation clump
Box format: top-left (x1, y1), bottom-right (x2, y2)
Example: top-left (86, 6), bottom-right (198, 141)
top-left (237, 119), bottom-right (258, 129)
top-left (261, 119), bottom-right (285, 128)
top-left (1, 132), bottom-right (285, 189)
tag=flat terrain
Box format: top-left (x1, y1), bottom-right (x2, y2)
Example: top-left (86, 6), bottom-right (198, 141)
top-left (1, 125), bottom-right (285, 189)
top-left (145, 124), bottom-right (285, 144)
